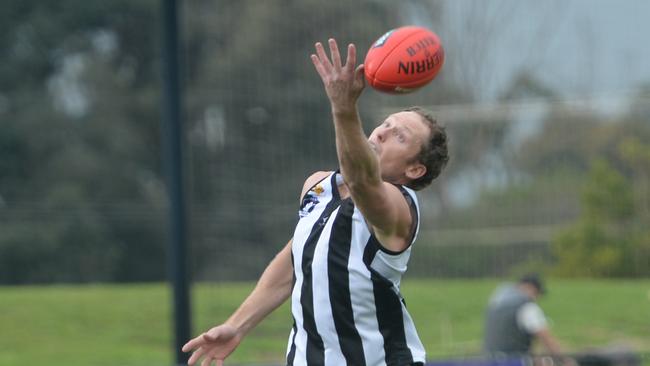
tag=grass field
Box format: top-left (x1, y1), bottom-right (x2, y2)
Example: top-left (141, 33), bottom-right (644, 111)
top-left (1, 279), bottom-right (648, 366)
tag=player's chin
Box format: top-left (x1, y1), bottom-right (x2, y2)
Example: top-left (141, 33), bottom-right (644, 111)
top-left (368, 141), bottom-right (380, 155)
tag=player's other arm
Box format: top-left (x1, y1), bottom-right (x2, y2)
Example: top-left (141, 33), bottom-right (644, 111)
top-left (311, 39), bottom-right (412, 251)
top-left (182, 239), bottom-right (293, 365)
top-left (217, 172), bottom-right (330, 334)
top-left (222, 239), bottom-right (294, 335)
top-left (182, 174), bottom-right (324, 365)
top-left (219, 171), bottom-right (329, 334)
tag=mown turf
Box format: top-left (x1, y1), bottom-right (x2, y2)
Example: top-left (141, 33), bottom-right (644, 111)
top-left (1, 279), bottom-right (648, 365)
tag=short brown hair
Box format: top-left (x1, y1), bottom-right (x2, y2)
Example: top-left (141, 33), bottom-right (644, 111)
top-left (404, 106), bottom-right (449, 191)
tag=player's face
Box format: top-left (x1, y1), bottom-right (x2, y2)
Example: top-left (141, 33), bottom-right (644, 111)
top-left (368, 111), bottom-right (430, 184)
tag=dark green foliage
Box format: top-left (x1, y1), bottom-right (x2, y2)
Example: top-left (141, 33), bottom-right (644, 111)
top-left (552, 127), bottom-right (650, 277)
top-left (3, 0), bottom-right (648, 283)
top-left (0, 0), bottom-right (432, 283)
top-left (0, 0), bottom-right (163, 283)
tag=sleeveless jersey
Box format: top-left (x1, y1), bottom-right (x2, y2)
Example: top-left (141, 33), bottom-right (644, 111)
top-left (286, 171), bottom-right (426, 366)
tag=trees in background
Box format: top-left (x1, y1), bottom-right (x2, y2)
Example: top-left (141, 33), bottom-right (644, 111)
top-left (420, 78), bottom-right (650, 278)
top-left (552, 112), bottom-right (650, 277)
top-left (1, 1), bottom-right (648, 283)
top-left (0, 0), bottom-right (404, 283)
top-left (1, 1), bottom-right (164, 283)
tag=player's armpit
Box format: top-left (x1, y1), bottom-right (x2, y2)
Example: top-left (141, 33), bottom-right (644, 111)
top-left (349, 181), bottom-right (413, 252)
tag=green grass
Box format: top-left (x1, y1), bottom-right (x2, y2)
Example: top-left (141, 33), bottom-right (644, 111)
top-left (402, 279), bottom-right (650, 359)
top-left (1, 279), bottom-right (649, 365)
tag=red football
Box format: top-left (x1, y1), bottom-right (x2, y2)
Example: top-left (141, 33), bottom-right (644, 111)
top-left (364, 26), bottom-right (444, 94)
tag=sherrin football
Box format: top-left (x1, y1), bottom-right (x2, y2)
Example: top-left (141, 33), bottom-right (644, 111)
top-left (364, 26), bottom-right (444, 94)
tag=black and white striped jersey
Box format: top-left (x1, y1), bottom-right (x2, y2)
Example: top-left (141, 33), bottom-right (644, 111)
top-left (286, 171), bottom-right (426, 366)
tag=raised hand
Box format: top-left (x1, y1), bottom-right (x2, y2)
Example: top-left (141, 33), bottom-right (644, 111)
top-left (310, 38), bottom-right (365, 114)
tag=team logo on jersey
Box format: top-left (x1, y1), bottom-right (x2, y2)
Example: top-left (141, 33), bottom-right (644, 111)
top-left (312, 184), bottom-right (324, 195)
top-left (299, 192), bottom-right (320, 218)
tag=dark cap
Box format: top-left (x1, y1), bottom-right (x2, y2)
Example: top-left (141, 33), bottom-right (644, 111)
top-left (518, 273), bottom-right (546, 295)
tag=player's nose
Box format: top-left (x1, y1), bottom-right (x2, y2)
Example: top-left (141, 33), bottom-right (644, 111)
top-left (376, 128), bottom-right (387, 142)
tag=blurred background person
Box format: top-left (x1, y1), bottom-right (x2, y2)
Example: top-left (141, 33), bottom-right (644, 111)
top-left (483, 274), bottom-right (577, 366)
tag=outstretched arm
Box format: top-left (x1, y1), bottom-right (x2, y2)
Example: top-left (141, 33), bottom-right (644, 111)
top-left (182, 239), bottom-right (293, 366)
top-left (182, 172), bottom-right (331, 366)
top-left (310, 39), bottom-right (414, 251)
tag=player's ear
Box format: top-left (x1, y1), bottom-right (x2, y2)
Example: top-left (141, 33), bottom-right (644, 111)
top-left (405, 162), bottom-right (426, 181)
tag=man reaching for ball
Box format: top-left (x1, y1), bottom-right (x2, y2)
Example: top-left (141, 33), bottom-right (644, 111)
top-left (182, 38), bottom-right (449, 366)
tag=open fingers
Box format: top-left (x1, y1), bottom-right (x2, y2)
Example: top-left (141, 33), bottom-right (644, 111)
top-left (314, 42), bottom-right (332, 73)
top-left (328, 39), bottom-right (342, 70)
top-left (200, 352), bottom-right (224, 366)
top-left (202, 331), bottom-right (220, 342)
top-left (345, 43), bottom-right (356, 72)
top-left (187, 346), bottom-right (208, 365)
top-left (310, 53), bottom-right (327, 80)
top-left (200, 355), bottom-right (214, 366)
top-left (183, 333), bottom-right (207, 352)
top-left (354, 63), bottom-right (366, 89)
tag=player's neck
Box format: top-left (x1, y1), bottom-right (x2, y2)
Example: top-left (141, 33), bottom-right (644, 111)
top-left (338, 181), bottom-right (350, 200)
